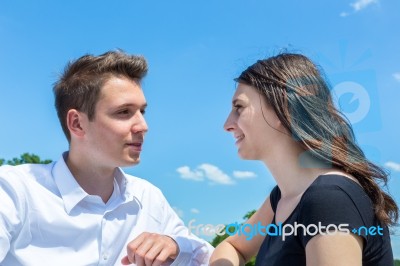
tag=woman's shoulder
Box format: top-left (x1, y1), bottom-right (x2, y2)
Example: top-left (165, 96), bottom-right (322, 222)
top-left (304, 173), bottom-right (372, 205)
top-left (305, 173), bottom-right (369, 202)
top-left (299, 173), bottom-right (375, 226)
top-left (298, 173), bottom-right (392, 264)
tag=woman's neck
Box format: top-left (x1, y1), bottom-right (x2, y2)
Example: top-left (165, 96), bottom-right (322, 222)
top-left (262, 141), bottom-right (332, 199)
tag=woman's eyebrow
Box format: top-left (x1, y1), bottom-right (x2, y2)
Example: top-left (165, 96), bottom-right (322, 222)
top-left (232, 98), bottom-right (244, 106)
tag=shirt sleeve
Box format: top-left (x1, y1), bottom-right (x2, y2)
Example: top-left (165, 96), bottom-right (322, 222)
top-left (0, 167), bottom-right (25, 262)
top-left (158, 191), bottom-right (214, 266)
top-left (297, 185), bottom-right (366, 248)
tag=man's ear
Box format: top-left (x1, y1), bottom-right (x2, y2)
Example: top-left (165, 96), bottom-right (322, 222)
top-left (66, 109), bottom-right (87, 139)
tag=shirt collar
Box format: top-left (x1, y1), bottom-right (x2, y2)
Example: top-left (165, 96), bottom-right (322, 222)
top-left (52, 152), bottom-right (88, 214)
top-left (52, 152), bottom-right (132, 214)
top-left (117, 167), bottom-right (142, 207)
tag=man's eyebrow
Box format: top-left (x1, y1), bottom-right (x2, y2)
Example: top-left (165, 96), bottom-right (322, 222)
top-left (113, 103), bottom-right (148, 110)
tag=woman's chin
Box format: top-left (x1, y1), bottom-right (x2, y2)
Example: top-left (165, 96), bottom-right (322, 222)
top-left (238, 150), bottom-right (253, 160)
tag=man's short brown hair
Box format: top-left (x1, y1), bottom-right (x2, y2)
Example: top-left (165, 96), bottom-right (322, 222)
top-left (53, 50), bottom-right (148, 141)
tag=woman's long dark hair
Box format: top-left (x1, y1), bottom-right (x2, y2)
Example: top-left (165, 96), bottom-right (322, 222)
top-left (236, 53), bottom-right (398, 226)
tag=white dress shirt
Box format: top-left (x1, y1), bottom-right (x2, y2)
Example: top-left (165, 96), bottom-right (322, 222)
top-left (0, 153), bottom-right (213, 265)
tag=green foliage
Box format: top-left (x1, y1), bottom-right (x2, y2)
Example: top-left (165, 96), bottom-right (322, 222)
top-left (0, 153), bottom-right (52, 166)
top-left (243, 210), bottom-right (256, 220)
top-left (210, 228), bottom-right (229, 248)
top-left (246, 257), bottom-right (256, 266)
top-left (210, 210), bottom-right (257, 266)
top-left (394, 259), bottom-right (400, 266)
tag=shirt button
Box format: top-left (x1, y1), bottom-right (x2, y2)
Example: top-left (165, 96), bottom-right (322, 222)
top-left (102, 253), bottom-right (108, 260)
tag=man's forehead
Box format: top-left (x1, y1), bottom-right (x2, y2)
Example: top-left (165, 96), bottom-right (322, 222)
top-left (100, 77), bottom-right (141, 93)
top-left (97, 78), bottom-right (146, 106)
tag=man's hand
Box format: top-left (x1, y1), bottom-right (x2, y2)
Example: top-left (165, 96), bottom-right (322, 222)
top-left (121, 232), bottom-right (180, 266)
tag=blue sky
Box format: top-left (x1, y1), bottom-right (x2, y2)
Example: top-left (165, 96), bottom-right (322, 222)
top-left (1, 0), bottom-right (400, 258)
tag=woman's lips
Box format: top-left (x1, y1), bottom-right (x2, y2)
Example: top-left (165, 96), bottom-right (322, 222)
top-left (235, 135), bottom-right (244, 145)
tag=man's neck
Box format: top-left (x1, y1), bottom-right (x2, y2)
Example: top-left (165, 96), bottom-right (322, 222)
top-left (66, 151), bottom-right (115, 203)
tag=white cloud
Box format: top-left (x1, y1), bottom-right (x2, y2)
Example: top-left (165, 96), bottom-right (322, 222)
top-left (340, 0), bottom-right (378, 17)
top-left (385, 161), bottom-right (400, 172)
top-left (176, 166), bottom-right (204, 181)
top-left (198, 164), bottom-right (235, 185)
top-left (350, 0), bottom-right (378, 11)
top-left (177, 164), bottom-right (235, 185)
top-left (393, 72), bottom-right (400, 82)
top-left (190, 208), bottom-right (200, 214)
top-left (233, 170), bottom-right (257, 179)
top-left (172, 206), bottom-right (184, 218)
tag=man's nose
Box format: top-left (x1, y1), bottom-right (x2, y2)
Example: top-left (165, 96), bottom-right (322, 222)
top-left (132, 111), bottom-right (148, 134)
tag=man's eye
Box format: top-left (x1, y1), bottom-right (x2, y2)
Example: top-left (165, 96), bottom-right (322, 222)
top-left (140, 109), bottom-right (146, 115)
top-left (117, 109), bottom-right (130, 115)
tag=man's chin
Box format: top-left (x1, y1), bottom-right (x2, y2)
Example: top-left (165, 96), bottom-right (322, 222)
top-left (120, 157), bottom-right (141, 167)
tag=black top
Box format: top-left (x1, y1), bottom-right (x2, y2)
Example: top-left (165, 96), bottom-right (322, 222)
top-left (255, 175), bottom-right (394, 266)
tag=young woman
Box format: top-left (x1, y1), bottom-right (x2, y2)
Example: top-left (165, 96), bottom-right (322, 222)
top-left (210, 53), bottom-right (397, 266)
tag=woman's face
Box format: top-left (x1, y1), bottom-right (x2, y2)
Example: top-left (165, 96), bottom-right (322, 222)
top-left (224, 83), bottom-right (283, 160)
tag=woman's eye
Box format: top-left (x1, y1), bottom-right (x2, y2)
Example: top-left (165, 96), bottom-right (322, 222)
top-left (234, 105), bottom-right (243, 112)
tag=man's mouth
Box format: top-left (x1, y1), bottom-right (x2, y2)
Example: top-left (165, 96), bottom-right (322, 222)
top-left (126, 142), bottom-right (143, 151)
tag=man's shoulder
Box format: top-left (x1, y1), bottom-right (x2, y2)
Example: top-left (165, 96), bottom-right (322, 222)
top-left (123, 173), bottom-right (167, 202)
top-left (0, 162), bottom-right (55, 186)
top-left (124, 173), bottom-right (163, 192)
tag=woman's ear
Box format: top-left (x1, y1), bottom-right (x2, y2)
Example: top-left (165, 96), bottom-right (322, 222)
top-left (66, 109), bottom-right (87, 139)
top-left (261, 98), bottom-right (284, 130)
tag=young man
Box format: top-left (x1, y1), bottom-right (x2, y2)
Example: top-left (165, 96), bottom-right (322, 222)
top-left (0, 51), bottom-right (213, 265)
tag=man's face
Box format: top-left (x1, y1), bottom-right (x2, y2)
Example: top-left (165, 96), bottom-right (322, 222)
top-left (84, 76), bottom-right (148, 168)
